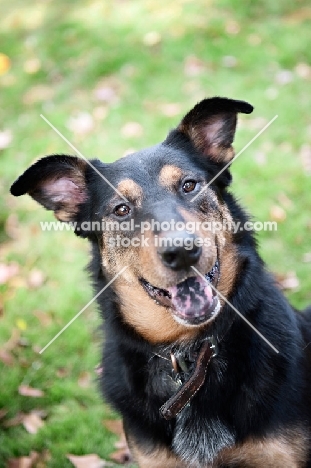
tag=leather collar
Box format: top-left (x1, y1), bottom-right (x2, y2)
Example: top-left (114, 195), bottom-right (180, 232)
top-left (160, 338), bottom-right (216, 420)
top-left (157, 314), bottom-right (236, 420)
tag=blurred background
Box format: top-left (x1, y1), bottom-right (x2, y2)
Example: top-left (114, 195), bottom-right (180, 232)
top-left (1, 0), bottom-right (311, 466)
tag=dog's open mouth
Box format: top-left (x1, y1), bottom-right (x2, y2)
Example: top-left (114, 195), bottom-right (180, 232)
top-left (140, 262), bottom-right (220, 325)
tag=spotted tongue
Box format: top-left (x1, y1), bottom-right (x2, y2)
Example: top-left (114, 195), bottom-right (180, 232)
top-left (168, 276), bottom-right (214, 319)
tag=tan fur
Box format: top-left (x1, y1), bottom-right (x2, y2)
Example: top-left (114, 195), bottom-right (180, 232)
top-left (116, 179), bottom-right (143, 205)
top-left (215, 429), bottom-right (308, 468)
top-left (128, 430), bottom-right (307, 467)
top-left (100, 190), bottom-right (239, 343)
top-left (128, 437), bottom-right (186, 468)
top-left (159, 165), bottom-right (183, 190)
top-left (115, 280), bottom-right (202, 343)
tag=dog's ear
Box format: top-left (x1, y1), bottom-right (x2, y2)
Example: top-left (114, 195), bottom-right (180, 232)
top-left (177, 97), bottom-right (253, 163)
top-left (10, 155), bottom-right (88, 222)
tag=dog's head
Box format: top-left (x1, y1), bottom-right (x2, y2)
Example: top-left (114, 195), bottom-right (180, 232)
top-left (11, 97), bottom-right (253, 343)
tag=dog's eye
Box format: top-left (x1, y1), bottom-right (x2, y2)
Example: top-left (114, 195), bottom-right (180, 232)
top-left (182, 180), bottom-right (197, 193)
top-left (114, 204), bottom-right (131, 216)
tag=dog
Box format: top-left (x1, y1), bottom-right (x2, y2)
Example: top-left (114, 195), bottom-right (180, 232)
top-left (11, 97), bottom-right (311, 467)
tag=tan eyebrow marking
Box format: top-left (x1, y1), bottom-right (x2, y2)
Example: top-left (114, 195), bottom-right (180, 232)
top-left (116, 179), bottom-right (143, 205)
top-left (159, 165), bottom-right (183, 190)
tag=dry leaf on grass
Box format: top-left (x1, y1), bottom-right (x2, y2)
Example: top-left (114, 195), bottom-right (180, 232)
top-left (269, 205), bottom-right (287, 222)
top-left (28, 269), bottom-right (45, 289)
top-left (303, 253), bottom-right (311, 263)
top-left (299, 144), bottom-right (311, 174)
top-left (275, 272), bottom-right (300, 291)
top-left (33, 310), bottom-right (52, 327)
top-left (104, 419), bottom-right (123, 436)
top-left (109, 447), bottom-right (132, 464)
top-left (0, 129), bottom-right (12, 149)
top-left (18, 385), bottom-right (44, 397)
top-left (23, 85), bottom-right (54, 105)
top-left (3, 328), bottom-right (21, 351)
top-left (8, 450), bottom-right (50, 468)
top-left (2, 412), bottom-right (25, 428)
top-left (0, 262), bottom-right (20, 284)
top-left (104, 420), bottom-right (132, 464)
top-left (67, 454), bottom-right (112, 468)
top-left (121, 122), bottom-right (143, 138)
top-left (0, 349), bottom-right (14, 366)
top-left (183, 55), bottom-right (206, 76)
top-left (23, 412), bottom-right (44, 434)
top-left (67, 112), bottom-right (94, 136)
top-left (110, 433), bottom-right (132, 464)
top-left (0, 408), bottom-right (8, 420)
top-left (78, 371), bottom-right (91, 388)
top-left (8, 451), bottom-right (39, 468)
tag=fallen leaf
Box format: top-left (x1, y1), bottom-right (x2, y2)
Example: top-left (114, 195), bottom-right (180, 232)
top-left (0, 53), bottom-right (11, 75)
top-left (93, 76), bottom-right (121, 104)
top-left (225, 20), bottom-right (240, 35)
top-left (277, 193), bottom-right (293, 209)
top-left (8, 451), bottom-right (40, 468)
top-left (109, 447), bottom-right (132, 464)
top-left (114, 434), bottom-right (128, 450)
top-left (283, 7), bottom-right (311, 24)
top-left (93, 106), bottom-right (108, 121)
top-left (24, 58), bottom-right (41, 74)
top-left (269, 205), bottom-right (286, 222)
top-left (275, 272), bottom-right (300, 291)
top-left (23, 85), bottom-right (54, 105)
top-left (299, 145), bottom-right (311, 174)
top-left (18, 385), bottom-right (44, 397)
top-left (56, 367), bottom-right (70, 378)
top-left (0, 349), bottom-right (14, 366)
top-left (104, 419), bottom-right (132, 463)
top-left (104, 419), bottom-right (123, 436)
top-left (184, 55), bottom-right (206, 76)
top-left (248, 34), bottom-right (262, 46)
top-left (33, 310), bottom-right (52, 327)
top-left (0, 129), bottom-right (13, 149)
top-left (23, 412), bottom-right (44, 434)
top-left (142, 31), bottom-right (161, 46)
top-left (5, 213), bottom-right (20, 239)
top-left (28, 269), bottom-right (45, 289)
top-left (2, 412), bottom-right (25, 428)
top-left (295, 62), bottom-right (311, 80)
top-left (67, 454), bottom-right (111, 468)
top-left (303, 252), bottom-right (311, 263)
top-left (3, 328), bottom-right (20, 351)
top-left (0, 261), bottom-right (19, 284)
top-left (159, 103), bottom-right (181, 117)
top-left (78, 371), bottom-right (91, 388)
top-left (121, 122), bottom-right (143, 138)
top-left (67, 112), bottom-right (94, 136)
top-left (0, 408), bottom-right (8, 420)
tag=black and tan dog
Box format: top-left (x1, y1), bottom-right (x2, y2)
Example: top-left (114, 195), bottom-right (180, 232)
top-left (11, 97), bottom-right (311, 467)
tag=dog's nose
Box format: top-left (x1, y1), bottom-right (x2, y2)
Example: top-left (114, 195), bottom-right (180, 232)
top-left (157, 231), bottom-right (202, 271)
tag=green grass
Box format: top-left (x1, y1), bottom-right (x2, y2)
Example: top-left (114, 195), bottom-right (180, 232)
top-left (1, 0), bottom-right (311, 466)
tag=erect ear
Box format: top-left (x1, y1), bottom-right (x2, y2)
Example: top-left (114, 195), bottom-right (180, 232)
top-left (10, 155), bottom-right (88, 222)
top-left (177, 97), bottom-right (253, 163)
